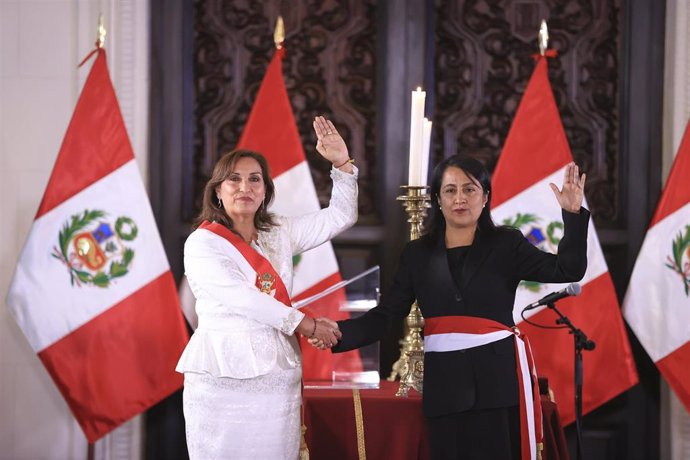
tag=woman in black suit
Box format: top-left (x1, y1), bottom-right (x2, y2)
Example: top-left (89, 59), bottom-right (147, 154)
top-left (323, 154), bottom-right (589, 459)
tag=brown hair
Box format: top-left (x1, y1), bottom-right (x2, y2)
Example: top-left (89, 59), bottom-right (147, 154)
top-left (194, 149), bottom-right (277, 231)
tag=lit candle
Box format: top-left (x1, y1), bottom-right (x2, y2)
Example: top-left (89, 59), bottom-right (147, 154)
top-left (420, 118), bottom-right (432, 187)
top-left (408, 87), bottom-right (426, 186)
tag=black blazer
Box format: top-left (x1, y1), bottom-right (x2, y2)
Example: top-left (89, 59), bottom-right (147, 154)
top-left (333, 209), bottom-right (589, 417)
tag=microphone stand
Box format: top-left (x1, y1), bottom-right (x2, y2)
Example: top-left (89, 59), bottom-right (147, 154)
top-left (545, 301), bottom-right (595, 460)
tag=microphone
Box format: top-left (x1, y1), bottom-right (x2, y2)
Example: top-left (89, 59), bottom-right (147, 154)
top-left (524, 283), bottom-right (581, 311)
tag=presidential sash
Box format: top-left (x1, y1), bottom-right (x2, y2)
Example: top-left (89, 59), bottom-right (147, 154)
top-left (424, 316), bottom-right (543, 460)
top-left (199, 220), bottom-right (291, 307)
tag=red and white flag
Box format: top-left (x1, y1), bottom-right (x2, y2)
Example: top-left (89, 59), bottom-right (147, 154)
top-left (237, 46), bottom-right (361, 381)
top-left (623, 120), bottom-right (690, 412)
top-left (5, 49), bottom-right (189, 442)
top-left (490, 54), bottom-right (638, 424)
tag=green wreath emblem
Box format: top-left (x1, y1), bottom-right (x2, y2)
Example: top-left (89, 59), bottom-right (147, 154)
top-left (664, 225), bottom-right (690, 296)
top-left (51, 209), bottom-right (136, 288)
top-left (546, 221), bottom-right (564, 246)
top-left (115, 216), bottom-right (138, 241)
top-left (502, 213), bottom-right (539, 229)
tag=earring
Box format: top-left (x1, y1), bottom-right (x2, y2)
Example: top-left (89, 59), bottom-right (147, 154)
top-left (262, 197), bottom-right (266, 209)
top-left (216, 196), bottom-right (223, 208)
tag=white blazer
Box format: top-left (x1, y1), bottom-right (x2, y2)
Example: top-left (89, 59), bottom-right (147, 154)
top-left (176, 167), bottom-right (358, 379)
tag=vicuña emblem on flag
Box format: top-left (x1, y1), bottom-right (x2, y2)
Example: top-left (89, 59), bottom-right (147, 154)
top-left (665, 225), bottom-right (690, 296)
top-left (51, 209), bottom-right (137, 288)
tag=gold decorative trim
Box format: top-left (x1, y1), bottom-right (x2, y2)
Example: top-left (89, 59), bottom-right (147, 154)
top-left (300, 404), bottom-right (309, 460)
top-left (352, 389), bottom-right (367, 460)
top-left (274, 16), bottom-right (285, 49)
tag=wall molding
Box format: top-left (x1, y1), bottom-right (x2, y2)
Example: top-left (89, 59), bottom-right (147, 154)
top-left (662, 2), bottom-right (690, 458)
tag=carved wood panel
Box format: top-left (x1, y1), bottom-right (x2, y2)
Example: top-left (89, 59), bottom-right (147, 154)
top-left (151, 1), bottom-right (662, 458)
top-left (193, 0), bottom-right (378, 224)
top-left (434, 0), bottom-right (620, 225)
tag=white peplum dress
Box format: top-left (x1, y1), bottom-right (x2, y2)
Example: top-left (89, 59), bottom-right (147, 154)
top-left (176, 166), bottom-right (358, 460)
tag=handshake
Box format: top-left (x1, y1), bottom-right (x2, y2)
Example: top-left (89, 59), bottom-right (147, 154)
top-left (296, 316), bottom-right (342, 350)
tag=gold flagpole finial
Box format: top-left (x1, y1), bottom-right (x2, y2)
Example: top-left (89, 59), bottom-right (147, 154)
top-left (96, 13), bottom-right (107, 49)
top-left (538, 19), bottom-right (549, 56)
top-left (274, 16), bottom-right (285, 49)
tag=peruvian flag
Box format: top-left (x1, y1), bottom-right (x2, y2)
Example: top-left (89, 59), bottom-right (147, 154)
top-left (5, 49), bottom-right (189, 442)
top-left (490, 54), bottom-right (638, 424)
top-left (623, 120), bottom-right (690, 412)
top-left (237, 46), bottom-right (361, 380)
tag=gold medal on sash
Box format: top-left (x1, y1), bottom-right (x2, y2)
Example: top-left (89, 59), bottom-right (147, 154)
top-left (256, 272), bottom-right (276, 294)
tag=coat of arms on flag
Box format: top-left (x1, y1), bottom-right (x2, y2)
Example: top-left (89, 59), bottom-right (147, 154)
top-left (665, 224), bottom-right (690, 295)
top-left (501, 212), bottom-right (564, 293)
top-left (52, 210), bottom-right (138, 287)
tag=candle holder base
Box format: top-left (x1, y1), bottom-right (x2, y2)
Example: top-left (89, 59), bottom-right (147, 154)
top-left (390, 185), bottom-right (430, 396)
top-left (392, 302), bottom-right (425, 396)
top-left (395, 349), bottom-right (424, 397)
top-left (388, 302), bottom-right (425, 387)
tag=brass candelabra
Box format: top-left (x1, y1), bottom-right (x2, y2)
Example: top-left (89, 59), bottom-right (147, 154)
top-left (388, 185), bottom-right (430, 397)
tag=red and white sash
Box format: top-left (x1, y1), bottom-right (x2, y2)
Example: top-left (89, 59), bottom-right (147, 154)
top-left (425, 316), bottom-right (543, 460)
top-left (199, 220), bottom-right (292, 307)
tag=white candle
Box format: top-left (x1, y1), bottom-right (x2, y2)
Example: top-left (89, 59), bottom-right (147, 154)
top-left (420, 118), bottom-right (432, 187)
top-left (408, 87), bottom-right (426, 186)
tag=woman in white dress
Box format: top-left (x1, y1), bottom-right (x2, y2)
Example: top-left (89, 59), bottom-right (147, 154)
top-left (176, 116), bottom-right (356, 459)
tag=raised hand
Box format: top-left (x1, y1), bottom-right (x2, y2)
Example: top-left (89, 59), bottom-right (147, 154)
top-left (313, 116), bottom-right (349, 168)
top-left (549, 162), bottom-right (586, 213)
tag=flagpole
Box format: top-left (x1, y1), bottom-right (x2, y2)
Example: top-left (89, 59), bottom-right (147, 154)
top-left (88, 16), bottom-right (105, 460)
top-left (274, 15), bottom-right (284, 49)
top-left (271, 14), bottom-right (313, 460)
top-left (96, 13), bottom-right (106, 49)
top-left (538, 19), bottom-right (548, 56)
top-left (535, 19), bottom-right (597, 460)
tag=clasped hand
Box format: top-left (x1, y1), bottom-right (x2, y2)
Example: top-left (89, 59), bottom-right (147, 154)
top-left (297, 316), bottom-right (341, 349)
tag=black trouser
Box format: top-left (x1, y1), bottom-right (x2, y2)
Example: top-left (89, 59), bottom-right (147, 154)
top-left (426, 405), bottom-right (521, 460)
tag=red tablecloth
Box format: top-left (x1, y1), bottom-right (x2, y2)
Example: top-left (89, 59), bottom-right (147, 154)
top-left (303, 381), bottom-right (568, 460)
top-left (303, 381), bottom-right (430, 460)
